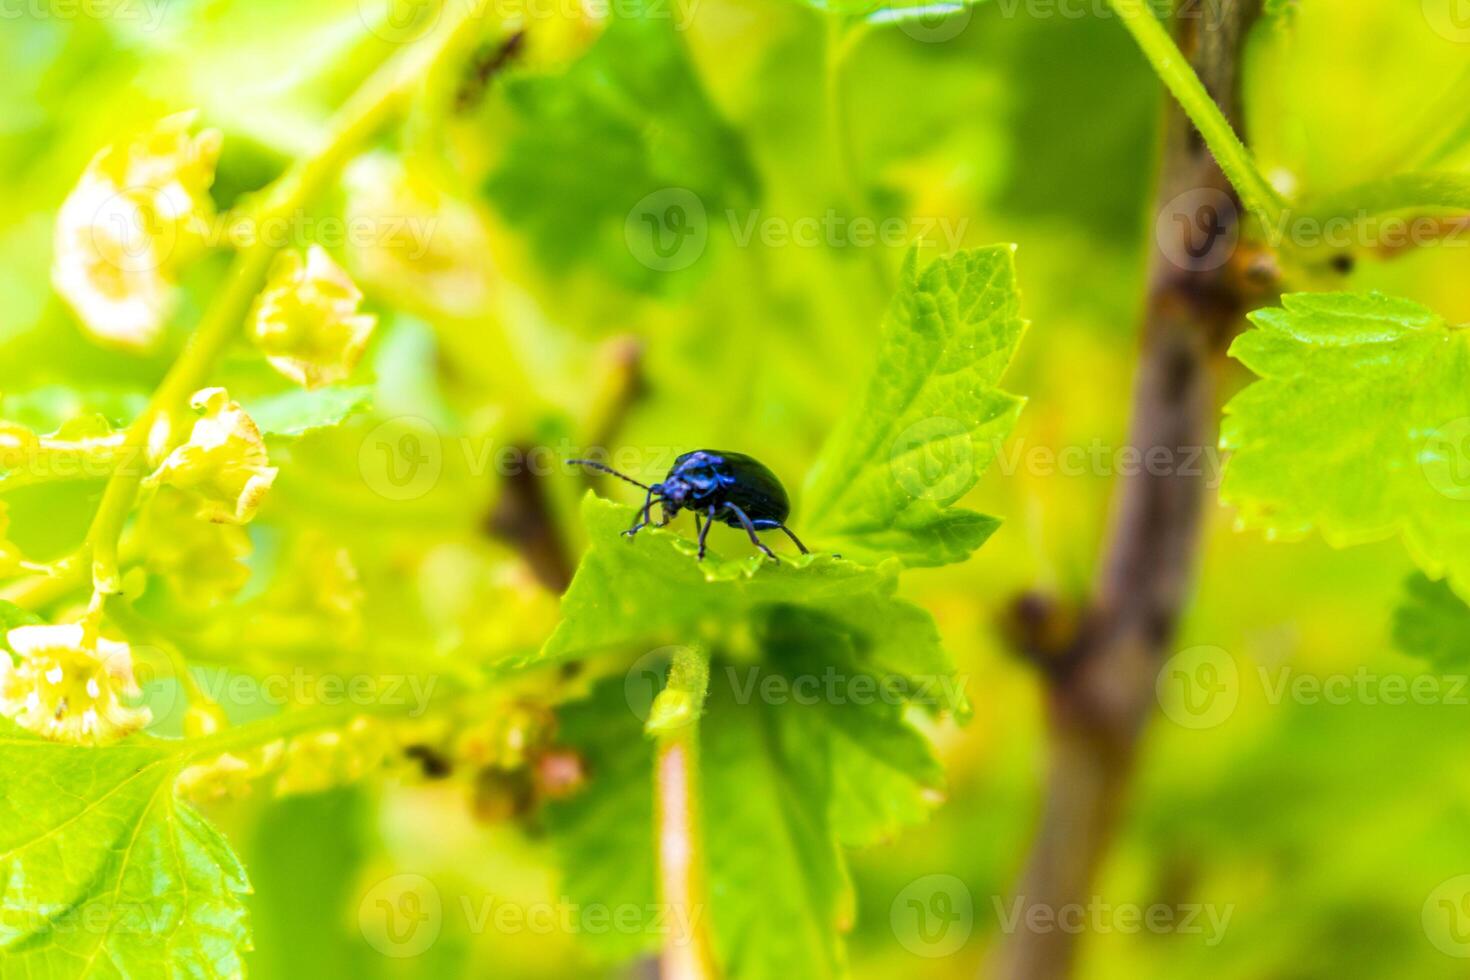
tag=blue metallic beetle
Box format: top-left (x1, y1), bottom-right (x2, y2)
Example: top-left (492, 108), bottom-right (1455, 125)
top-left (570, 450), bottom-right (810, 561)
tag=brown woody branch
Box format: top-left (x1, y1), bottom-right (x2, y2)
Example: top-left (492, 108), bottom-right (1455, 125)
top-left (992, 3), bottom-right (1272, 977)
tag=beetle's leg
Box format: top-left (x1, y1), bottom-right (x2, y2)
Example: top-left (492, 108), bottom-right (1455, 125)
top-left (777, 525), bottom-right (810, 555)
top-left (696, 507), bottom-right (716, 560)
top-left (723, 503), bottom-right (778, 561)
top-left (622, 488), bottom-right (657, 538)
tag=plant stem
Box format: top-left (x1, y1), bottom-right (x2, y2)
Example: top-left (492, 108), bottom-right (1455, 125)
top-left (1106, 0), bottom-right (1285, 228)
top-left (180, 698), bottom-right (424, 763)
top-left (822, 15), bottom-right (890, 291)
top-left (649, 645), bottom-right (720, 980)
top-left (0, 430), bottom-right (131, 493)
top-left (995, 2), bottom-right (1269, 977)
top-left (82, 0), bottom-right (489, 595)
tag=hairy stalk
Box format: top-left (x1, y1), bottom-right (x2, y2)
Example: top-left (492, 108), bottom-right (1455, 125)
top-left (1106, 0), bottom-right (1284, 228)
top-left (993, 2), bottom-right (1268, 978)
top-left (82, 0), bottom-right (489, 595)
top-left (648, 645), bottom-right (720, 980)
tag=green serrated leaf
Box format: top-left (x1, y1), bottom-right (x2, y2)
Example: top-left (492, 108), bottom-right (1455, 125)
top-left (758, 607), bottom-right (945, 846)
top-left (484, 11), bottom-right (758, 293)
top-left (533, 496), bottom-right (961, 711)
top-left (546, 674), bottom-right (854, 979)
top-left (1392, 572), bottom-right (1470, 670)
top-left (1221, 292), bottom-right (1470, 599)
top-left (244, 386), bottom-right (373, 439)
top-left (0, 727), bottom-right (252, 977)
top-left (802, 245), bottom-right (1027, 567)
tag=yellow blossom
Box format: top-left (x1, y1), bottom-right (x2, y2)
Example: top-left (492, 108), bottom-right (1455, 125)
top-left (176, 752), bottom-right (253, 804)
top-left (146, 388), bottom-right (277, 524)
top-left (52, 112), bottom-right (221, 350)
top-left (0, 624), bottom-right (151, 744)
top-left (344, 155), bottom-right (496, 318)
top-left (136, 488), bottom-right (253, 606)
top-left (247, 246), bottom-right (376, 388)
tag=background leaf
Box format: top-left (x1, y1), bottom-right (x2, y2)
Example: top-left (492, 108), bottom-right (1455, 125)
top-left (484, 11), bottom-right (758, 293)
top-left (244, 385), bottom-right (373, 439)
top-left (801, 245), bottom-right (1026, 567)
top-left (1392, 572), bottom-right (1470, 670)
top-left (1221, 292), bottom-right (1470, 599)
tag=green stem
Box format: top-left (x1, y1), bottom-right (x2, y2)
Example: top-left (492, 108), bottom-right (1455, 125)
top-left (1106, 0), bottom-right (1286, 227)
top-left (1294, 172), bottom-right (1470, 225)
top-left (0, 431), bottom-right (132, 492)
top-left (649, 644), bottom-right (720, 980)
top-left (82, 0), bottom-right (489, 595)
top-left (823, 15), bottom-right (867, 215)
top-left (821, 15), bottom-right (890, 292)
top-left (180, 699), bottom-right (420, 763)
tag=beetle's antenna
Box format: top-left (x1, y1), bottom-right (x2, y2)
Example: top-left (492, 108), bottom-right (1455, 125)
top-left (567, 459), bottom-right (658, 493)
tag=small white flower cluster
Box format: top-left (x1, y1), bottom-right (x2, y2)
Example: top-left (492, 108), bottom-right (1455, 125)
top-left (52, 112), bottom-right (220, 350)
top-left (0, 625), bottom-right (151, 745)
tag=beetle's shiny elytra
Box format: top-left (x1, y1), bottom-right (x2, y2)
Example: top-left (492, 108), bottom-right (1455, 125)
top-left (570, 450), bottom-right (810, 561)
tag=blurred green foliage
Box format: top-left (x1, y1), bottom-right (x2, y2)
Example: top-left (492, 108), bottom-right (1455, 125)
top-left (3, 0), bottom-right (1470, 978)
